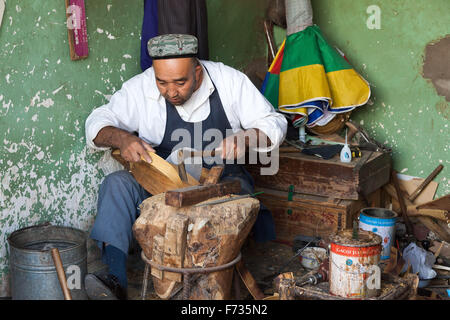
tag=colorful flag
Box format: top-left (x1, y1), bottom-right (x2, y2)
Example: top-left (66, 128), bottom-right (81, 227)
top-left (262, 25), bottom-right (370, 128)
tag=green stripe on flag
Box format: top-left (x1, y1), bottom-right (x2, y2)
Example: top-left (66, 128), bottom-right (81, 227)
top-left (263, 73), bottom-right (280, 109)
top-left (281, 25), bottom-right (351, 73)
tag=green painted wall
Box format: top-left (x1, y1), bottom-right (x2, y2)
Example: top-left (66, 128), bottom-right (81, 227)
top-left (0, 0), bottom-right (145, 296)
top-left (273, 0), bottom-right (449, 197)
top-left (310, 0), bottom-right (449, 197)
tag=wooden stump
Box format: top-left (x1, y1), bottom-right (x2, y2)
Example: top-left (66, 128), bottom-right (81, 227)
top-left (133, 193), bottom-right (260, 300)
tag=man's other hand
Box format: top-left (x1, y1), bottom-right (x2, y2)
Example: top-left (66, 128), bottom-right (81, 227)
top-left (118, 134), bottom-right (155, 163)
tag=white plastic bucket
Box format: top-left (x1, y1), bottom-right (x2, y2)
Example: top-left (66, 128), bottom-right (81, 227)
top-left (359, 208), bottom-right (398, 260)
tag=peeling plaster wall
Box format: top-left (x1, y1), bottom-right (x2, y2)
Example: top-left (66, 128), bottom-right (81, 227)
top-left (0, 0), bottom-right (142, 296)
top-left (310, 0), bottom-right (449, 196)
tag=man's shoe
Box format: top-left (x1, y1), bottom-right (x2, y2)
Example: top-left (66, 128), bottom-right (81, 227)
top-left (85, 272), bottom-right (128, 300)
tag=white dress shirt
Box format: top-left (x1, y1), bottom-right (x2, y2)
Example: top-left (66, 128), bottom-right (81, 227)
top-left (85, 60), bottom-right (287, 152)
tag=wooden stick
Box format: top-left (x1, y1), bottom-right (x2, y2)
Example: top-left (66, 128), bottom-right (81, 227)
top-left (235, 260), bottom-right (265, 300)
top-left (391, 170), bottom-right (414, 235)
top-left (406, 206), bottom-right (448, 221)
top-left (50, 248), bottom-right (72, 300)
top-left (177, 150), bottom-right (188, 183)
top-left (408, 164), bottom-right (443, 202)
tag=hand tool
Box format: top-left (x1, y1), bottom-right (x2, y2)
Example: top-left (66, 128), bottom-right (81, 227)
top-left (296, 257), bottom-right (329, 287)
top-left (177, 150), bottom-right (188, 182)
top-left (193, 191), bottom-right (264, 207)
top-left (50, 248), bottom-right (72, 300)
top-left (408, 164), bottom-right (443, 202)
top-left (351, 147), bottom-right (362, 158)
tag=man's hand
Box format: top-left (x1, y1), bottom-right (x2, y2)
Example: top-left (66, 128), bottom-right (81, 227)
top-left (218, 130), bottom-right (247, 160)
top-left (118, 134), bottom-right (154, 163)
top-left (217, 129), bottom-right (271, 161)
top-left (93, 126), bottom-right (155, 163)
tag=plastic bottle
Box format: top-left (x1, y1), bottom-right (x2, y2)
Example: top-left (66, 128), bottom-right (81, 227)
top-left (340, 129), bottom-right (352, 163)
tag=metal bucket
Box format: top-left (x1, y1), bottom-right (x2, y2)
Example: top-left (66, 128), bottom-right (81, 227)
top-left (359, 208), bottom-right (398, 260)
top-left (329, 229), bottom-right (382, 299)
top-left (7, 223), bottom-right (88, 300)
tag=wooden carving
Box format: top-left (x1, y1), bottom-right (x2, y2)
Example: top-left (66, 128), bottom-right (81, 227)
top-left (111, 149), bottom-right (199, 195)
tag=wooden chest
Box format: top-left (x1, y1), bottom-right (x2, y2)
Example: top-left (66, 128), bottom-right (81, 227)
top-left (255, 187), bottom-right (377, 243)
top-left (246, 151), bottom-right (391, 200)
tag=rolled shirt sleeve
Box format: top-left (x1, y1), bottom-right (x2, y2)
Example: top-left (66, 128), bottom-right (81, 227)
top-left (85, 84), bottom-right (141, 151)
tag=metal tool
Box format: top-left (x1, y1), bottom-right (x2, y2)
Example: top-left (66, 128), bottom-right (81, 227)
top-left (284, 139), bottom-right (307, 150)
top-left (193, 191), bottom-right (264, 207)
top-left (296, 258), bottom-right (329, 287)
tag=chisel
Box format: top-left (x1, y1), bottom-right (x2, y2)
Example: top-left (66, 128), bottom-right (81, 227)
top-left (194, 191), bottom-right (264, 207)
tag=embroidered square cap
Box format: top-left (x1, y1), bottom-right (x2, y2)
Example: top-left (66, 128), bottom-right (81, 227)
top-left (148, 34), bottom-right (198, 59)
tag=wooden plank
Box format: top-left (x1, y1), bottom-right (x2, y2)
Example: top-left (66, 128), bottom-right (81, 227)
top-left (111, 149), bottom-right (199, 195)
top-left (416, 195), bottom-right (450, 211)
top-left (151, 235), bottom-right (165, 280)
top-left (163, 214), bottom-right (189, 282)
top-left (384, 184), bottom-right (450, 242)
top-left (165, 180), bottom-right (241, 207)
top-left (235, 260), bottom-right (265, 300)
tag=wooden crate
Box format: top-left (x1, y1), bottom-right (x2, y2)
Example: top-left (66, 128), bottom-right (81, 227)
top-left (246, 151), bottom-right (391, 200)
top-left (255, 187), bottom-right (380, 243)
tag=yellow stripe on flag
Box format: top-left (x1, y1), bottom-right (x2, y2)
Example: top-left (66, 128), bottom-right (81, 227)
top-left (278, 64), bottom-right (331, 111)
top-left (326, 69), bottom-right (371, 109)
top-left (278, 64), bottom-right (370, 112)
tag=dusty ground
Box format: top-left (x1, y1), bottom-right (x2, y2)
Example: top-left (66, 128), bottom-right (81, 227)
top-left (125, 240), bottom-right (309, 300)
top-left (122, 239), bottom-right (450, 301)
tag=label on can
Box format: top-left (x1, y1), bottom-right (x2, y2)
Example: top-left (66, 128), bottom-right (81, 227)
top-left (359, 214), bottom-right (396, 260)
top-left (329, 243), bottom-right (381, 299)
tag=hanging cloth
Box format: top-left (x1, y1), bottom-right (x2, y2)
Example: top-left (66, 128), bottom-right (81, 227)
top-left (157, 0), bottom-right (209, 60)
top-left (140, 0), bottom-right (159, 71)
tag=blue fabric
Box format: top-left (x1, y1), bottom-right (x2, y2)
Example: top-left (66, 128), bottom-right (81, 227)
top-left (140, 0), bottom-right (158, 72)
top-left (102, 244), bottom-right (128, 289)
top-left (90, 170), bottom-right (150, 255)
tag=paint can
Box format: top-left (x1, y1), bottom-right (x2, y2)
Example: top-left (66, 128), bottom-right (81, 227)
top-left (329, 229), bottom-right (382, 299)
top-left (7, 223), bottom-right (88, 300)
top-left (359, 208), bottom-right (398, 260)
